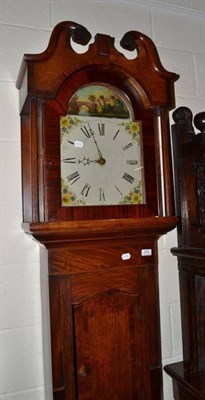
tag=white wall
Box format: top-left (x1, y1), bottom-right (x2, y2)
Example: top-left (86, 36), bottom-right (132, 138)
top-left (0, 1), bottom-right (204, 399)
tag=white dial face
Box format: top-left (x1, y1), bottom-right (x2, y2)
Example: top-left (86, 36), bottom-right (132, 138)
top-left (60, 116), bottom-right (145, 206)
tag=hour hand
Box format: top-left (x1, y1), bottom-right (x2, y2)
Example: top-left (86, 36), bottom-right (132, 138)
top-left (78, 157), bottom-right (97, 166)
top-left (78, 156), bottom-right (106, 166)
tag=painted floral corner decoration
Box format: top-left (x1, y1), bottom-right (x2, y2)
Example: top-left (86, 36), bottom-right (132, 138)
top-left (61, 116), bottom-right (86, 206)
top-left (118, 121), bottom-right (144, 204)
top-left (61, 179), bottom-right (86, 206)
top-left (60, 115), bottom-right (82, 143)
top-left (119, 181), bottom-right (143, 205)
top-left (119, 121), bottom-right (141, 145)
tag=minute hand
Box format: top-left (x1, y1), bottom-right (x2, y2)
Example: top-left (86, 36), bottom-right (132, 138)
top-left (88, 124), bottom-right (103, 157)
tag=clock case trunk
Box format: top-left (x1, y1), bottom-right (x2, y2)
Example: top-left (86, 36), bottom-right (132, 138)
top-left (17, 22), bottom-right (179, 400)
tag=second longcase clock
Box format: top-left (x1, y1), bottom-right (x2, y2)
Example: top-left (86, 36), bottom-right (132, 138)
top-left (17, 22), bottom-right (179, 400)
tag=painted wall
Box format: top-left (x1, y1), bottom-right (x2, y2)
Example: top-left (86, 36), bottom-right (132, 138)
top-left (1, 1), bottom-right (204, 399)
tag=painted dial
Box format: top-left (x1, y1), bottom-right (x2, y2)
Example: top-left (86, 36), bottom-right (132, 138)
top-left (60, 116), bottom-right (145, 206)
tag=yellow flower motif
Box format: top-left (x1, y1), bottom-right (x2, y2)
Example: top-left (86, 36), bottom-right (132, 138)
top-left (62, 194), bottom-right (72, 205)
top-left (130, 122), bottom-right (140, 133)
top-left (60, 116), bottom-right (70, 128)
top-left (131, 192), bottom-right (141, 203)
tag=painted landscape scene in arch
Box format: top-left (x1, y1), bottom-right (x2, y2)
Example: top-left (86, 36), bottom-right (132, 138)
top-left (67, 84), bottom-right (131, 119)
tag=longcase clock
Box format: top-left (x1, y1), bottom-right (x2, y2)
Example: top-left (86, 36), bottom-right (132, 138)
top-left (17, 22), bottom-right (179, 400)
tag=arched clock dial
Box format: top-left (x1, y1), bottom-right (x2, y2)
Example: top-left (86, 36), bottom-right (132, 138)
top-left (60, 116), bottom-right (145, 206)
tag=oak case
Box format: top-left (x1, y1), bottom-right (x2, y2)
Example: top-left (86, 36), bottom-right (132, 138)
top-left (17, 22), bottom-right (179, 400)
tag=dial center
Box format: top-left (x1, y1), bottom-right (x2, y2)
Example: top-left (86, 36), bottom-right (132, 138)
top-left (97, 156), bottom-right (106, 165)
